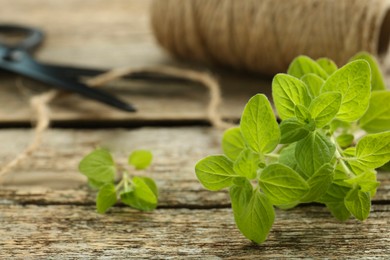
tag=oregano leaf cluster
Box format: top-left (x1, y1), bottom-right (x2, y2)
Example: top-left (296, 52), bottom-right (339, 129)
top-left (79, 148), bottom-right (158, 213)
top-left (195, 53), bottom-right (390, 244)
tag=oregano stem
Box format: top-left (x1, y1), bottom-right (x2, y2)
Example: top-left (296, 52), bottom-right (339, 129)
top-left (331, 135), bottom-right (354, 178)
top-left (339, 157), bottom-right (357, 161)
top-left (273, 144), bottom-right (286, 154)
top-left (265, 153), bottom-right (280, 159)
top-left (123, 171), bottom-right (130, 191)
top-left (115, 178), bottom-right (125, 192)
top-left (336, 151), bottom-right (354, 178)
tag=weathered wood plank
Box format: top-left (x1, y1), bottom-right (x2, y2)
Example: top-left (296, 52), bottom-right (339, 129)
top-left (1, 1), bottom-right (389, 257)
top-left (0, 72), bottom-right (269, 124)
top-left (0, 127), bottom-right (227, 207)
top-left (0, 204), bottom-right (389, 258)
top-left (1, 128), bottom-right (389, 206)
top-left (1, 0), bottom-right (158, 67)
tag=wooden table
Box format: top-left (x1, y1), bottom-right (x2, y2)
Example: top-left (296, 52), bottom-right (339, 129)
top-left (1, 1), bottom-right (389, 258)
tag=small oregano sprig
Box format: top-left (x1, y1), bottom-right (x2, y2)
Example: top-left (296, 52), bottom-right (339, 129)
top-left (79, 148), bottom-right (158, 213)
top-left (195, 52), bottom-right (390, 244)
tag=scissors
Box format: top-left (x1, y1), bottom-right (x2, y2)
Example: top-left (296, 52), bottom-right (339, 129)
top-left (0, 24), bottom-right (140, 112)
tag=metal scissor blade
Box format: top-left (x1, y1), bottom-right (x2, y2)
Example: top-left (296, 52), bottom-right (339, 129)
top-left (0, 51), bottom-right (136, 112)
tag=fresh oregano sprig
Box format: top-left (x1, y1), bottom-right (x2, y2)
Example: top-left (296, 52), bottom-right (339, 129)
top-left (195, 53), bottom-right (390, 244)
top-left (79, 148), bottom-right (158, 213)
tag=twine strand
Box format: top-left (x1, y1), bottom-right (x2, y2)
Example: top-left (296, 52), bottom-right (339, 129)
top-left (0, 89), bottom-right (57, 181)
top-left (87, 66), bottom-right (234, 129)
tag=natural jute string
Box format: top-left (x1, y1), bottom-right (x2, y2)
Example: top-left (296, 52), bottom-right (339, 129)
top-left (0, 66), bottom-right (230, 182)
top-left (151, 0), bottom-right (390, 75)
top-left (86, 66), bottom-right (233, 129)
top-left (0, 89), bottom-right (58, 181)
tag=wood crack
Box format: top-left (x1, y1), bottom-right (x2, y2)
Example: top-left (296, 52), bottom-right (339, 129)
top-left (4, 197), bottom-right (389, 208)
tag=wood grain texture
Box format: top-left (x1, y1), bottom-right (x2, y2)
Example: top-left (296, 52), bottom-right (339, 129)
top-left (0, 127), bottom-right (227, 207)
top-left (1, 204), bottom-right (389, 258)
top-left (0, 72), bottom-right (270, 124)
top-left (1, 0), bottom-right (390, 258)
top-left (0, 128), bottom-right (389, 207)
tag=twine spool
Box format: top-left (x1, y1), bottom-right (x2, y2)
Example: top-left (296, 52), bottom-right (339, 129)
top-left (151, 0), bottom-right (390, 75)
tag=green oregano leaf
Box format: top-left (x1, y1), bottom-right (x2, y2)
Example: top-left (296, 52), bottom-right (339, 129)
top-left (309, 92), bottom-right (342, 128)
top-left (259, 164), bottom-right (309, 205)
top-left (233, 149), bottom-right (261, 179)
top-left (279, 145), bottom-right (308, 180)
top-left (350, 52), bottom-right (386, 91)
top-left (295, 132), bottom-right (335, 178)
top-left (359, 91), bottom-right (390, 133)
top-left (240, 94), bottom-right (280, 153)
top-left (96, 183), bottom-right (117, 214)
top-left (276, 202), bottom-right (299, 210)
top-left (322, 178), bottom-right (352, 221)
top-left (319, 182), bottom-right (351, 203)
top-left (321, 60), bottom-right (371, 122)
top-left (316, 57), bottom-right (338, 75)
top-left (139, 176), bottom-right (159, 198)
top-left (233, 176), bottom-right (248, 186)
top-left (294, 104), bottom-right (312, 123)
top-left (79, 148), bottom-right (116, 184)
top-left (333, 165), bottom-right (351, 182)
top-left (230, 180), bottom-right (275, 244)
top-left (336, 134), bottom-right (354, 148)
top-left (351, 131), bottom-right (390, 170)
top-left (300, 163), bottom-right (334, 202)
top-left (326, 202), bottom-right (351, 221)
top-left (279, 118), bottom-right (310, 144)
top-left (329, 119), bottom-right (351, 134)
top-left (88, 178), bottom-right (108, 190)
top-left (222, 127), bottom-right (246, 160)
top-left (279, 143), bottom-right (301, 173)
top-left (272, 74), bottom-right (311, 120)
top-left (287, 55), bottom-right (328, 79)
top-left (301, 73), bottom-right (324, 98)
top-left (128, 150), bottom-right (153, 170)
top-left (344, 171), bottom-right (379, 196)
top-left (121, 176), bottom-right (158, 211)
top-left (344, 187), bottom-right (371, 221)
top-left (195, 155), bottom-right (238, 191)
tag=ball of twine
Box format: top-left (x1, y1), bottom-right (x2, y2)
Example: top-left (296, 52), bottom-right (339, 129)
top-left (151, 0), bottom-right (390, 75)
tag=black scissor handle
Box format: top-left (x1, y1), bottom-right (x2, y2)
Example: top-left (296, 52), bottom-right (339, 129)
top-left (0, 24), bottom-right (44, 53)
top-left (0, 24), bottom-right (136, 112)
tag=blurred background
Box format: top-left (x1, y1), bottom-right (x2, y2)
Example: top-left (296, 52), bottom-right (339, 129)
top-left (2, 0), bottom-right (389, 77)
top-left (0, 0), bottom-right (389, 126)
